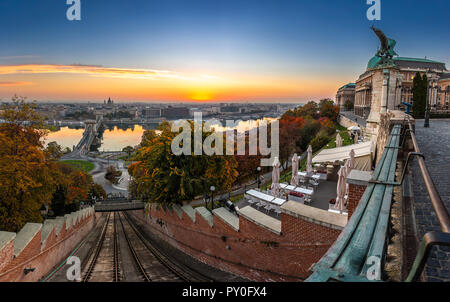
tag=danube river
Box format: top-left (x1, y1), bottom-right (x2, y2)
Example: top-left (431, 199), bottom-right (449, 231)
top-left (44, 118), bottom-right (276, 151)
top-left (44, 124), bottom-right (150, 151)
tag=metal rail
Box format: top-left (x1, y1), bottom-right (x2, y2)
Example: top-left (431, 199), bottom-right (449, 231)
top-left (113, 213), bottom-right (121, 282)
top-left (401, 117), bottom-right (450, 281)
top-left (122, 212), bottom-right (214, 282)
top-left (117, 212), bottom-right (152, 282)
top-left (82, 213), bottom-right (111, 282)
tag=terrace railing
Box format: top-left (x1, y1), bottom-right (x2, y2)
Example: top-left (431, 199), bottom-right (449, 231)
top-left (306, 118), bottom-right (450, 282)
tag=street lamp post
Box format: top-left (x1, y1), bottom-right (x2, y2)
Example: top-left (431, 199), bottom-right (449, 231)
top-left (210, 186), bottom-right (215, 210)
top-left (256, 166), bottom-right (261, 189)
top-left (203, 192), bottom-right (209, 209)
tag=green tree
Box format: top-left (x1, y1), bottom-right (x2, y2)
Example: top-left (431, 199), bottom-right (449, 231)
top-left (50, 185), bottom-right (67, 217)
top-left (45, 141), bottom-right (63, 160)
top-left (344, 100), bottom-right (354, 111)
top-left (122, 145), bottom-right (134, 159)
top-left (412, 72), bottom-right (427, 118)
top-left (105, 166), bottom-right (122, 184)
top-left (129, 121), bottom-right (238, 205)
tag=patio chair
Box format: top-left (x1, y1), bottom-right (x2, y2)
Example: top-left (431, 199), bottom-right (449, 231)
top-left (274, 206), bottom-right (281, 216)
top-left (256, 201), bottom-right (266, 210)
top-left (304, 195), bottom-right (312, 204)
top-left (264, 204), bottom-right (272, 214)
top-left (247, 199), bottom-right (255, 206)
top-left (309, 179), bottom-right (319, 188)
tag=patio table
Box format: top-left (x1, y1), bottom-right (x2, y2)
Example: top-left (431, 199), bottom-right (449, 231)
top-left (245, 189), bottom-right (275, 203)
top-left (271, 198), bottom-right (286, 206)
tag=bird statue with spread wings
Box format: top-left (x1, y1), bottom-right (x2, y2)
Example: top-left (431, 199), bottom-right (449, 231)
top-left (367, 26), bottom-right (398, 68)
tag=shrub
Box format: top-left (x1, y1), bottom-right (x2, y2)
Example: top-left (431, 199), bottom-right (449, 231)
top-left (105, 166), bottom-right (122, 184)
top-left (310, 134), bottom-right (330, 152)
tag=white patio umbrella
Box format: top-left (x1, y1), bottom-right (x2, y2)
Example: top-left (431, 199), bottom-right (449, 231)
top-left (290, 153), bottom-right (299, 186)
top-left (344, 149), bottom-right (355, 195)
top-left (336, 133), bottom-right (343, 147)
top-left (334, 166), bottom-right (346, 213)
top-left (306, 145), bottom-right (313, 174)
top-left (270, 157), bottom-right (281, 197)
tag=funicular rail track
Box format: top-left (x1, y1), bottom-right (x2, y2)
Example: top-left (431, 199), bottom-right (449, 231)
top-left (77, 211), bottom-right (215, 282)
top-left (121, 212), bottom-right (215, 282)
top-left (113, 213), bottom-right (121, 282)
top-left (82, 212), bottom-right (112, 282)
top-left (117, 212), bottom-right (152, 282)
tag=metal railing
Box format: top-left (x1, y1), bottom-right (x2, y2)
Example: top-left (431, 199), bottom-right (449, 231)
top-left (401, 116), bottom-right (450, 281)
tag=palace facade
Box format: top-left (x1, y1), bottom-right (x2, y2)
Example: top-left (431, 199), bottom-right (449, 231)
top-left (336, 33), bottom-right (450, 118)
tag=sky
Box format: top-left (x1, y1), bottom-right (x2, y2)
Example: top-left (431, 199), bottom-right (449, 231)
top-left (0, 0), bottom-right (449, 103)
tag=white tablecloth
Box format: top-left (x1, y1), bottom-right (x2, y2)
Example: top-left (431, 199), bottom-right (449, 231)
top-left (298, 171), bottom-right (322, 181)
top-left (271, 198), bottom-right (286, 206)
top-left (293, 187), bottom-right (314, 196)
top-left (279, 183), bottom-right (313, 196)
top-left (279, 183), bottom-right (296, 191)
top-left (245, 189), bottom-right (275, 203)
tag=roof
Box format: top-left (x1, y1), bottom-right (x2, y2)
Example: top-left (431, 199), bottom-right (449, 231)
top-left (338, 83), bottom-right (356, 91)
top-left (312, 141), bottom-right (374, 164)
top-left (366, 55), bottom-right (447, 71)
top-left (393, 57), bottom-right (447, 71)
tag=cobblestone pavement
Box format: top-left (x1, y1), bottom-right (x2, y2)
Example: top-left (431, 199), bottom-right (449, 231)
top-left (411, 119), bottom-right (450, 282)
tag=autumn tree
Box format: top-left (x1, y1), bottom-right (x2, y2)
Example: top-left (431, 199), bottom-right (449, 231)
top-left (45, 141), bottom-right (63, 160)
top-left (50, 162), bottom-right (101, 216)
top-left (0, 96), bottom-right (57, 232)
top-left (319, 99), bottom-right (340, 121)
top-left (279, 116), bottom-right (305, 167)
top-left (129, 121), bottom-right (238, 205)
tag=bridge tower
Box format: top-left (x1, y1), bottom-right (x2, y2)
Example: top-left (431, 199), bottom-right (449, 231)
top-left (95, 113), bottom-right (103, 124)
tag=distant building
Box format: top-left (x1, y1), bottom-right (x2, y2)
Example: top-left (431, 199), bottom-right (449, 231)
top-left (336, 83), bottom-right (355, 111)
top-left (437, 73), bottom-right (450, 109)
top-left (337, 35), bottom-right (449, 119)
top-left (161, 106), bottom-right (190, 118)
top-left (220, 105), bottom-right (242, 114)
top-left (143, 107), bottom-right (161, 118)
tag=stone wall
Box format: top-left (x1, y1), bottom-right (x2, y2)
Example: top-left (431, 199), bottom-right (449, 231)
top-left (338, 114), bottom-right (361, 129)
top-left (130, 201), bottom-right (347, 281)
top-left (0, 207), bottom-right (98, 282)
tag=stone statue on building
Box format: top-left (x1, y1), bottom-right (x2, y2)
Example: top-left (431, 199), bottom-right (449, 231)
top-left (367, 26), bottom-right (398, 69)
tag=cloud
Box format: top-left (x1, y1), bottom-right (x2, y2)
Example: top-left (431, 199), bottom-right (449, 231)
top-left (0, 81), bottom-right (33, 87)
top-left (0, 64), bottom-right (220, 82)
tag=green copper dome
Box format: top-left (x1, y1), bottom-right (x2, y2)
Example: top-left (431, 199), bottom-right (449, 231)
top-left (367, 55), bottom-right (382, 69)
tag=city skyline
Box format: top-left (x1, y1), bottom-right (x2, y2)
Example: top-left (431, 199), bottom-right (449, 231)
top-left (1, 0), bottom-right (450, 103)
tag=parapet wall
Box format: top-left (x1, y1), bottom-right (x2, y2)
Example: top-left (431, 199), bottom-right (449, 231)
top-left (0, 207), bottom-right (98, 282)
top-left (130, 201), bottom-right (347, 281)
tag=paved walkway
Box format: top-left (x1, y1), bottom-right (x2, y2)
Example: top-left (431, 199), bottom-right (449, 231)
top-left (340, 111), bottom-right (367, 127)
top-left (411, 119), bottom-right (450, 282)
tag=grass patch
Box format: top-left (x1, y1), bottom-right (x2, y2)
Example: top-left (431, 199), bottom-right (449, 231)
top-left (325, 129), bottom-right (354, 149)
top-left (60, 160), bottom-right (94, 173)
